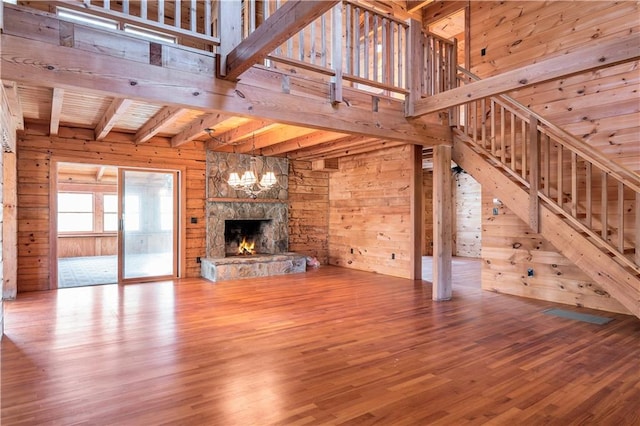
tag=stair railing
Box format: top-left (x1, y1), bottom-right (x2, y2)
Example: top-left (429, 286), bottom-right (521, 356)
top-left (454, 67), bottom-right (640, 274)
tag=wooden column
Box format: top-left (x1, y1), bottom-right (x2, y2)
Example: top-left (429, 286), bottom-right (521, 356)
top-left (218, 0), bottom-right (243, 78)
top-left (404, 19), bottom-right (422, 117)
top-left (410, 144), bottom-right (423, 280)
top-left (2, 151), bottom-right (17, 300)
top-left (528, 116), bottom-right (540, 233)
top-left (432, 144), bottom-right (452, 300)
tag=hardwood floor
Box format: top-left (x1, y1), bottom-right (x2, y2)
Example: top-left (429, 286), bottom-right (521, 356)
top-left (2, 264), bottom-right (639, 425)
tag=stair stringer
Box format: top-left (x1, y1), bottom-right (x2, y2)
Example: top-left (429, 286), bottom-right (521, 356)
top-left (452, 135), bottom-right (640, 318)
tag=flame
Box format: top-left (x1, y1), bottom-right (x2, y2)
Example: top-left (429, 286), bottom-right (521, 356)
top-left (238, 237), bottom-right (255, 255)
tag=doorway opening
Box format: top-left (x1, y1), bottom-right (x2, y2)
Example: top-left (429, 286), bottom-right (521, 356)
top-left (55, 162), bottom-right (179, 288)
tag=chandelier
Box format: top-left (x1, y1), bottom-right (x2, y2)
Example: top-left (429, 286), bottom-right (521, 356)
top-left (227, 156), bottom-right (277, 198)
top-left (205, 128), bottom-right (278, 198)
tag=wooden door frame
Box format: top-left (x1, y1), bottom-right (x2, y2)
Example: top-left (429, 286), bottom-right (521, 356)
top-left (50, 158), bottom-right (187, 289)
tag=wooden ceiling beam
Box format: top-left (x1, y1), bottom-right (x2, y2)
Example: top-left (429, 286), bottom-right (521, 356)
top-left (1, 80), bottom-right (24, 130)
top-left (1, 34), bottom-right (429, 143)
top-left (95, 97), bottom-right (133, 141)
top-left (206, 120), bottom-right (274, 149)
top-left (233, 125), bottom-right (319, 154)
top-left (260, 130), bottom-right (349, 156)
top-left (223, 0), bottom-right (339, 80)
top-left (319, 140), bottom-right (407, 160)
top-left (410, 34), bottom-right (640, 117)
top-left (170, 112), bottom-right (229, 147)
top-left (49, 87), bottom-right (64, 136)
top-left (289, 135), bottom-right (380, 160)
top-left (135, 106), bottom-right (186, 144)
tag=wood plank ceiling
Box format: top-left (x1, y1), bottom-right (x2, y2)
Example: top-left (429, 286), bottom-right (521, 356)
top-left (9, 0), bottom-right (442, 162)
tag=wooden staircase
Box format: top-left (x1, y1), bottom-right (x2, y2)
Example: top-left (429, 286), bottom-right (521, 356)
top-left (449, 70), bottom-right (640, 317)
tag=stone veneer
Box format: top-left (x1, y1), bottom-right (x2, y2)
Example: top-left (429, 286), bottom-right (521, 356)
top-left (203, 151), bottom-right (305, 281)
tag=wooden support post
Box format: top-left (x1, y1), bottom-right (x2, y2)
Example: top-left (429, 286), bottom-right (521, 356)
top-left (2, 151), bottom-right (17, 300)
top-left (410, 144), bottom-right (423, 280)
top-left (636, 191), bottom-right (640, 266)
top-left (218, 0), bottom-right (243, 78)
top-left (432, 144), bottom-right (452, 301)
top-left (529, 116), bottom-right (540, 233)
top-left (404, 19), bottom-right (422, 117)
top-left (330, 3), bottom-right (343, 104)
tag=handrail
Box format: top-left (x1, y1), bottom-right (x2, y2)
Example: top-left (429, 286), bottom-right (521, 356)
top-left (458, 67), bottom-right (640, 192)
top-left (454, 67), bottom-right (639, 272)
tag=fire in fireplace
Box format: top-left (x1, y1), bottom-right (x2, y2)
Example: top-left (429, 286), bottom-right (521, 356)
top-left (224, 219), bottom-right (273, 257)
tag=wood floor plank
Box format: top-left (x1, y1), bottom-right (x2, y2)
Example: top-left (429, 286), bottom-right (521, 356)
top-left (1, 263), bottom-right (639, 425)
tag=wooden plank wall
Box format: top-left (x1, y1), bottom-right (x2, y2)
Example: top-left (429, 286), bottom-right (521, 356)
top-left (329, 145), bottom-right (414, 278)
top-left (16, 127), bottom-right (207, 292)
top-left (481, 188), bottom-right (630, 314)
top-left (288, 160), bottom-right (330, 265)
top-left (469, 1), bottom-right (640, 171)
top-left (453, 171), bottom-right (481, 257)
top-left (456, 1), bottom-right (639, 313)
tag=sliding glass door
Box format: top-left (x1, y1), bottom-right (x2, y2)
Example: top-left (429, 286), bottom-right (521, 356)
top-left (118, 169), bottom-right (178, 282)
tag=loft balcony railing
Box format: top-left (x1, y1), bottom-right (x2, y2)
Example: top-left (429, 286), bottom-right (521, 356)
top-left (51, 0), bottom-right (220, 51)
top-left (453, 68), bottom-right (640, 274)
top-left (37, 1), bottom-right (456, 103)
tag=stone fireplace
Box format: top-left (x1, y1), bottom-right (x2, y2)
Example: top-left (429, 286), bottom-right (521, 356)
top-left (201, 152), bottom-right (306, 282)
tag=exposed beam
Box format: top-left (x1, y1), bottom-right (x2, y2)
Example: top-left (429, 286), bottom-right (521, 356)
top-left (224, 0), bottom-right (339, 80)
top-left (290, 135), bottom-right (380, 160)
top-left (233, 125), bottom-right (318, 154)
top-left (171, 112), bottom-right (231, 147)
top-left (407, 0), bottom-right (433, 13)
top-left (2, 34), bottom-right (430, 143)
top-left (96, 166), bottom-right (106, 182)
top-left (135, 106), bottom-right (186, 144)
top-left (319, 140), bottom-right (406, 160)
top-left (205, 120), bottom-right (273, 149)
top-left (410, 34), bottom-right (640, 117)
top-left (260, 130), bottom-right (348, 156)
top-left (95, 97), bottom-right (133, 140)
top-left (1, 80), bottom-right (24, 130)
top-left (49, 87), bottom-right (64, 136)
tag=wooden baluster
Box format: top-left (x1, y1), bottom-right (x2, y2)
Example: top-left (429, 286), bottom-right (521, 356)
top-left (373, 14), bottom-right (378, 83)
top-left (543, 134), bottom-right (550, 197)
top-left (521, 119), bottom-right (527, 180)
top-left (529, 116), bottom-right (540, 233)
top-left (472, 101), bottom-right (478, 143)
top-left (104, 0), bottom-right (110, 10)
top-left (203, 0), bottom-right (210, 36)
top-left (500, 104), bottom-right (505, 164)
top-left (140, 0), bottom-right (147, 20)
top-left (354, 7), bottom-right (360, 77)
top-left (363, 10), bottom-right (369, 80)
top-left (636, 191), bottom-right (640, 265)
top-left (586, 162), bottom-right (593, 228)
top-left (510, 112), bottom-right (516, 171)
top-left (557, 143), bottom-right (563, 207)
top-left (571, 152), bottom-right (578, 217)
top-left (330, 3), bottom-right (343, 104)
top-left (490, 100), bottom-right (495, 155)
top-left (158, 0), bottom-right (165, 25)
top-left (618, 182), bottom-right (625, 252)
top-left (480, 99), bottom-right (486, 149)
top-left (602, 171), bottom-right (608, 241)
top-left (389, 21), bottom-right (395, 87)
top-left (298, 26), bottom-right (305, 61)
top-left (174, 0), bottom-right (180, 30)
top-left (321, 14), bottom-right (327, 68)
top-left (309, 18), bottom-right (316, 65)
top-left (382, 18), bottom-right (388, 87)
top-left (345, 4), bottom-right (351, 73)
top-left (123, 0), bottom-right (130, 15)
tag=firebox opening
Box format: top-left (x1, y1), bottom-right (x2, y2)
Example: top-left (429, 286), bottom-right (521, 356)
top-left (224, 219), bottom-right (272, 257)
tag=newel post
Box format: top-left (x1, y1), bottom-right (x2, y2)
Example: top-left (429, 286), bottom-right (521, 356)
top-left (405, 19), bottom-right (423, 117)
top-left (218, 0), bottom-right (243, 78)
top-left (529, 116), bottom-right (540, 233)
top-left (330, 2), bottom-right (343, 104)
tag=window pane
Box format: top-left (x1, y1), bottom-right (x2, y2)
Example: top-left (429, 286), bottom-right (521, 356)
top-left (58, 213), bottom-right (93, 232)
top-left (124, 195), bottom-right (140, 231)
top-left (104, 213), bottom-right (118, 232)
top-left (160, 195), bottom-right (173, 231)
top-left (104, 194), bottom-right (118, 213)
top-left (58, 193), bottom-right (93, 212)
